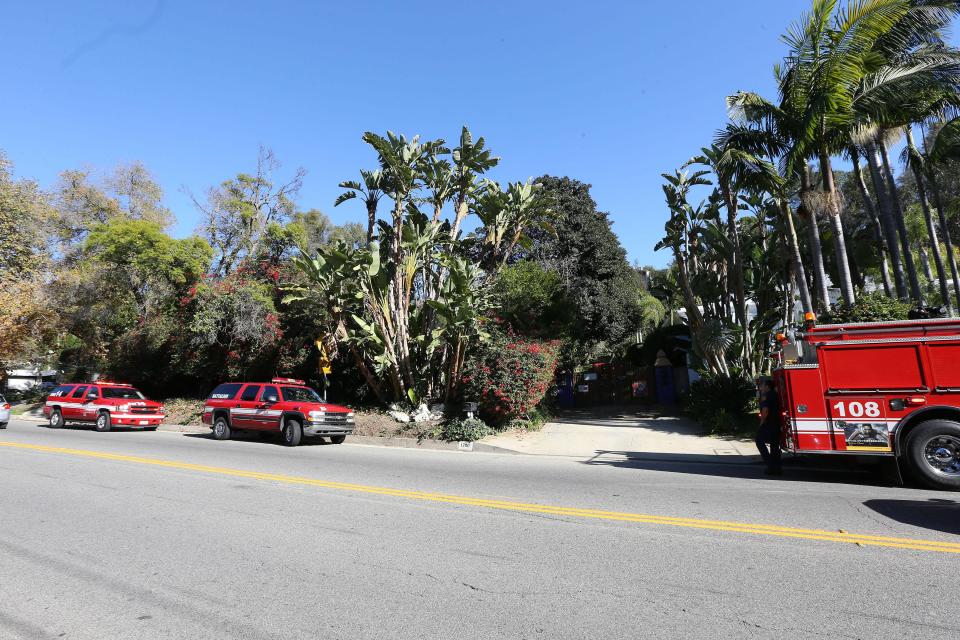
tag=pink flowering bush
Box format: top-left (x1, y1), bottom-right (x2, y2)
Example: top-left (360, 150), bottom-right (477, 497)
top-left (462, 326), bottom-right (560, 427)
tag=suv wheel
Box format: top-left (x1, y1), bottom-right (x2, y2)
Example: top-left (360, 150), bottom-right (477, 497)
top-left (94, 412), bottom-right (112, 432)
top-left (282, 419), bottom-right (302, 447)
top-left (49, 409), bottom-right (63, 429)
top-left (330, 435), bottom-right (346, 444)
top-left (212, 416), bottom-right (231, 440)
top-left (906, 419), bottom-right (960, 490)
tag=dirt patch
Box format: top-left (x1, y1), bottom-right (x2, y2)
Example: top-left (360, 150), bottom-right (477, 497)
top-left (161, 398), bottom-right (206, 426)
top-left (351, 410), bottom-right (439, 440)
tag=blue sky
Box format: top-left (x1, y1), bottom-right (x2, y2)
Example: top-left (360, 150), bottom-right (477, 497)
top-left (2, 0), bottom-right (818, 267)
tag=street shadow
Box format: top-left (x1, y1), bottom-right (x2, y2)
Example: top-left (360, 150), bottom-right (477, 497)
top-left (862, 498), bottom-right (960, 536)
top-left (181, 432), bottom-right (335, 447)
top-left (581, 450), bottom-right (897, 488)
top-left (548, 404), bottom-right (711, 437)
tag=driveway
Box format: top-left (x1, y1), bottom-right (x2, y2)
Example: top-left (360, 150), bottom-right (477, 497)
top-left (483, 405), bottom-right (757, 461)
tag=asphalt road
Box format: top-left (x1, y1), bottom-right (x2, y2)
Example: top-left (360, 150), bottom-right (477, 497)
top-left (1, 417), bottom-right (958, 640)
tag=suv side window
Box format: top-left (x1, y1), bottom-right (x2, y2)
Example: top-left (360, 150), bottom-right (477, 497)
top-left (70, 385), bottom-right (88, 399)
top-left (49, 385), bottom-right (75, 398)
top-left (86, 386), bottom-right (100, 400)
top-left (260, 386), bottom-right (279, 402)
top-left (209, 383), bottom-right (243, 400)
top-left (240, 385), bottom-right (261, 402)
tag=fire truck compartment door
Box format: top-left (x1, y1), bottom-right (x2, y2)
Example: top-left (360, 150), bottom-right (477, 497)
top-left (827, 398), bottom-right (892, 452)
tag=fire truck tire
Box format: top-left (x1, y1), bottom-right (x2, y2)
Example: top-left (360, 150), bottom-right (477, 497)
top-left (49, 410), bottom-right (63, 429)
top-left (330, 435), bottom-right (346, 444)
top-left (905, 420), bottom-right (960, 491)
top-left (282, 419), bottom-right (302, 447)
top-left (144, 426), bottom-right (158, 431)
top-left (94, 411), bottom-right (112, 432)
top-left (212, 416), bottom-right (231, 440)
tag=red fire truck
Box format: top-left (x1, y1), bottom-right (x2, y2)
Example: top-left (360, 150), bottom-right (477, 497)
top-left (773, 316), bottom-right (960, 490)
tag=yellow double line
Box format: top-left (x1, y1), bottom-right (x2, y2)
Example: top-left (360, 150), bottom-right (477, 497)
top-left (3, 440), bottom-right (960, 555)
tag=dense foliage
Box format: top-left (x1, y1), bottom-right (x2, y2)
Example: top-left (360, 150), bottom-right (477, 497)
top-left (685, 374), bottom-right (758, 435)
top-left (824, 291), bottom-right (911, 324)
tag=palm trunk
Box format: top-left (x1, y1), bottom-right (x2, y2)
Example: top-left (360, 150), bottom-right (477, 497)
top-left (851, 150), bottom-right (893, 296)
top-left (927, 170), bottom-right (960, 312)
top-left (721, 183), bottom-right (752, 377)
top-left (818, 152), bottom-right (855, 306)
top-left (879, 139), bottom-right (923, 304)
top-left (801, 166), bottom-right (830, 312)
top-left (905, 127), bottom-right (951, 313)
top-left (866, 143), bottom-right (908, 299)
top-left (779, 199), bottom-right (813, 315)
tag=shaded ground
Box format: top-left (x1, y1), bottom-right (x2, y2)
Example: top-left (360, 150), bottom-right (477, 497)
top-left (484, 404), bottom-right (757, 459)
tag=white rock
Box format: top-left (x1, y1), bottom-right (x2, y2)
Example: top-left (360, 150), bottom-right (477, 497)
top-left (388, 410), bottom-right (411, 423)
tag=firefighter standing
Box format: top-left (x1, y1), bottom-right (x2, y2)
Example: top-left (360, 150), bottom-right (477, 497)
top-left (756, 378), bottom-right (783, 475)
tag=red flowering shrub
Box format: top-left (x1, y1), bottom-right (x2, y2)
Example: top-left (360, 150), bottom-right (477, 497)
top-left (462, 326), bottom-right (560, 427)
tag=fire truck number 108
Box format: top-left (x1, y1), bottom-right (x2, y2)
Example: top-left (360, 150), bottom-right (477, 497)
top-left (831, 401), bottom-right (881, 418)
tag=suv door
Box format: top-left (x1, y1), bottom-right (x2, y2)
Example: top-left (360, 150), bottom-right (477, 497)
top-left (252, 385), bottom-right (281, 431)
top-left (232, 384), bottom-right (261, 429)
top-left (64, 385), bottom-right (88, 421)
top-left (81, 385), bottom-right (101, 421)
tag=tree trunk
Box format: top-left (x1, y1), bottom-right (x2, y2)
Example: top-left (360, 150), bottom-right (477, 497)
top-left (905, 127), bottom-right (951, 314)
top-left (851, 150), bottom-right (893, 297)
top-left (365, 200), bottom-right (378, 244)
top-left (927, 170), bottom-right (960, 312)
top-left (818, 152), bottom-right (855, 306)
top-left (866, 143), bottom-right (908, 299)
top-left (800, 166), bottom-right (830, 312)
top-left (779, 199), bottom-right (813, 315)
top-left (721, 183), bottom-right (752, 377)
top-left (879, 139), bottom-right (923, 305)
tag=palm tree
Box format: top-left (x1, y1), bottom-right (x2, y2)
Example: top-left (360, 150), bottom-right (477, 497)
top-left (924, 117), bottom-right (960, 306)
top-left (849, 147), bottom-right (895, 296)
top-left (694, 146), bottom-right (753, 374)
top-left (778, 0), bottom-right (922, 307)
top-left (905, 125), bottom-right (952, 311)
top-left (335, 169), bottom-right (386, 243)
top-left (715, 117), bottom-right (815, 316)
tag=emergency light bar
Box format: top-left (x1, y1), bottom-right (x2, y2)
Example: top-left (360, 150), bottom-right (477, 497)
top-left (272, 377), bottom-right (305, 385)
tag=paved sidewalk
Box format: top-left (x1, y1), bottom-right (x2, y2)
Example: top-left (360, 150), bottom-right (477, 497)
top-left (483, 406), bottom-right (758, 462)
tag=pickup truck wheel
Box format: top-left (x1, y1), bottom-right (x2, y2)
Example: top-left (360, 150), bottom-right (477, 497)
top-left (212, 417), bottom-right (231, 440)
top-left (330, 435), bottom-right (346, 444)
top-left (282, 419), bottom-right (302, 447)
top-left (906, 420), bottom-right (960, 491)
top-left (94, 412), bottom-right (112, 432)
top-left (49, 410), bottom-right (63, 429)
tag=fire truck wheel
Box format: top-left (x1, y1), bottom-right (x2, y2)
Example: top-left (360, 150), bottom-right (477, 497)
top-left (906, 420), bottom-right (960, 490)
top-left (212, 416), bottom-right (231, 440)
top-left (94, 412), bottom-right (112, 432)
top-left (282, 419), bottom-right (302, 447)
top-left (330, 435), bottom-right (346, 444)
top-left (49, 410), bottom-right (63, 429)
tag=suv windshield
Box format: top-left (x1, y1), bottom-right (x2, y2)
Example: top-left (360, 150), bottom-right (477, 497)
top-left (101, 387), bottom-right (145, 400)
top-left (280, 386), bottom-right (322, 402)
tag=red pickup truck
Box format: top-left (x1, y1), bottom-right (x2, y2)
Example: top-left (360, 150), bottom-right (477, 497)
top-left (202, 378), bottom-right (354, 446)
top-left (43, 382), bottom-right (165, 432)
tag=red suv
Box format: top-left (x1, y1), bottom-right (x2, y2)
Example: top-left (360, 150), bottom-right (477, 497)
top-left (202, 378), bottom-right (354, 446)
top-left (43, 382), bottom-right (165, 432)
